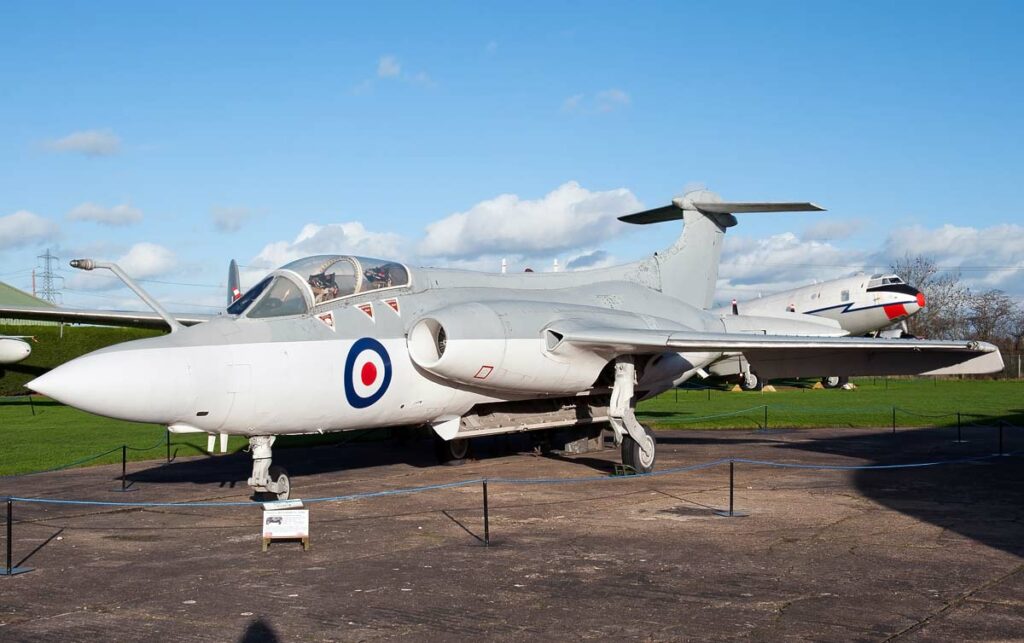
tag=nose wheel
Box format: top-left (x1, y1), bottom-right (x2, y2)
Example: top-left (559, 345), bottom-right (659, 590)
top-left (247, 436), bottom-right (291, 501)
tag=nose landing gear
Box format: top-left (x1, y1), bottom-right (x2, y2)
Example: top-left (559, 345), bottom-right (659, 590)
top-left (247, 436), bottom-right (291, 501)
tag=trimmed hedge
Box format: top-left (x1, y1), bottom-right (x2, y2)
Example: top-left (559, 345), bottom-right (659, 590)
top-left (0, 324), bottom-right (163, 395)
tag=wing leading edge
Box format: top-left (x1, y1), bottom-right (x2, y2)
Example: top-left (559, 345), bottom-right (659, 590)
top-left (0, 304), bottom-right (214, 329)
top-left (551, 325), bottom-right (1004, 379)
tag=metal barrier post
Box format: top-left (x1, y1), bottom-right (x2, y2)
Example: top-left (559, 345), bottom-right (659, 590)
top-left (956, 412), bottom-right (964, 444)
top-left (482, 480), bottom-right (490, 547)
top-left (27, 394), bottom-right (35, 417)
top-left (1, 498), bottom-right (32, 576)
top-left (114, 445), bottom-right (137, 492)
top-left (729, 461), bottom-right (734, 515)
top-left (5, 499), bottom-right (9, 574)
top-left (715, 460), bottom-right (748, 518)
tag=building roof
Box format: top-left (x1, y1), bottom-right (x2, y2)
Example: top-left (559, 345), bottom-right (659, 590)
top-left (0, 281), bottom-right (56, 308)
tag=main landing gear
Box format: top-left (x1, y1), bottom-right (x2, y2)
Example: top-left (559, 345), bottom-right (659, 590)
top-left (608, 357), bottom-right (657, 473)
top-left (822, 376), bottom-right (849, 389)
top-left (247, 436), bottom-right (291, 501)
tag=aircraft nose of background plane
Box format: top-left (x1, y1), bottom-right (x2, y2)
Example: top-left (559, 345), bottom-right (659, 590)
top-left (904, 288), bottom-right (926, 315)
top-left (28, 346), bottom-right (194, 424)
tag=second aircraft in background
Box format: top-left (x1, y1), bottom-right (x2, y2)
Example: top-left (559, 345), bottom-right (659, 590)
top-left (711, 273), bottom-right (926, 389)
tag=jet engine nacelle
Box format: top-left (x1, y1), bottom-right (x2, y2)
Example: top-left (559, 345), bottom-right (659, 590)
top-left (407, 302), bottom-right (612, 394)
top-left (0, 337), bottom-right (32, 365)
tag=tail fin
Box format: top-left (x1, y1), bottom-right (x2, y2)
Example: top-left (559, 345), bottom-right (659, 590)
top-left (227, 259), bottom-right (242, 306)
top-left (623, 190), bottom-right (823, 309)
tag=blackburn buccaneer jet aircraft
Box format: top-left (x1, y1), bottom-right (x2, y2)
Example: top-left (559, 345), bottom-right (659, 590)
top-left (25, 189), bottom-right (1003, 500)
top-left (712, 272), bottom-right (927, 390)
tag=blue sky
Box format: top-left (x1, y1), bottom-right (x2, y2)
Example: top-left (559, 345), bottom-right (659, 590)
top-left (1, 1), bottom-right (1022, 312)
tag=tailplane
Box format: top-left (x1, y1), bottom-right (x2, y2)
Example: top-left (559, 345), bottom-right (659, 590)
top-left (624, 189), bottom-right (823, 309)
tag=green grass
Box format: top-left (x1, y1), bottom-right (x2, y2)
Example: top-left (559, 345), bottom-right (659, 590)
top-left (636, 378), bottom-right (1024, 430)
top-left (1, 378), bottom-right (1021, 476)
top-left (0, 397), bottom-right (398, 476)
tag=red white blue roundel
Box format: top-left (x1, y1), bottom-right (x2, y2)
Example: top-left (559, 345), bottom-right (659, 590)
top-left (344, 338), bottom-right (392, 408)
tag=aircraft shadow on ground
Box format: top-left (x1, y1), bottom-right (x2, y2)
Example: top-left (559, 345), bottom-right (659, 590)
top-left (771, 419), bottom-right (1024, 558)
top-left (128, 432), bottom-right (546, 486)
top-left (127, 417), bottom-right (1023, 557)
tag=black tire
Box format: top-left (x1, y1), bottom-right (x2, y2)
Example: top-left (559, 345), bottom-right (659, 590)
top-left (822, 376), bottom-right (849, 389)
top-left (267, 465), bottom-right (290, 501)
top-left (739, 372), bottom-right (763, 391)
top-left (621, 424), bottom-right (657, 473)
top-left (434, 437), bottom-right (470, 466)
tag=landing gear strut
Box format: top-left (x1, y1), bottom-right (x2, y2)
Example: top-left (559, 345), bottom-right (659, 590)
top-left (608, 357), bottom-right (657, 473)
top-left (247, 436), bottom-right (290, 500)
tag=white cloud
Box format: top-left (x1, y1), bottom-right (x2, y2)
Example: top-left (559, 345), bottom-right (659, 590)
top-left (801, 218), bottom-right (863, 241)
top-left (716, 233), bottom-right (862, 302)
top-left (67, 242), bottom-right (178, 291)
top-left (565, 250), bottom-right (612, 270)
top-left (67, 202), bottom-right (143, 226)
top-left (44, 129), bottom-right (121, 156)
top-left (354, 55), bottom-right (434, 93)
top-left (211, 206), bottom-right (253, 233)
top-left (119, 242), bottom-right (177, 277)
top-left (877, 223), bottom-right (1024, 293)
top-left (562, 94), bottom-right (584, 113)
top-left (562, 89), bottom-right (631, 114)
top-left (596, 89), bottom-right (631, 112)
top-left (0, 210), bottom-right (59, 249)
top-left (377, 55), bottom-right (401, 78)
top-left (250, 222), bottom-right (407, 273)
top-left (418, 181), bottom-right (642, 259)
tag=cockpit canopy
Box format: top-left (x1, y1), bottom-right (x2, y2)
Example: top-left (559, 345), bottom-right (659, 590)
top-left (228, 255), bottom-right (411, 318)
top-left (868, 274), bottom-right (905, 288)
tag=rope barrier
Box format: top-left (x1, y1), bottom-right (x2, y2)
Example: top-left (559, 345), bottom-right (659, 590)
top-left (5, 450), bottom-right (1018, 509)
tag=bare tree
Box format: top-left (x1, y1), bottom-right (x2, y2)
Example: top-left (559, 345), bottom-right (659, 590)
top-left (968, 289), bottom-right (1016, 345)
top-left (890, 254), bottom-right (971, 339)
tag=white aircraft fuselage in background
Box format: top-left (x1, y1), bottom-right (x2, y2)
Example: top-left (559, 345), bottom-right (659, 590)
top-left (726, 273), bottom-right (925, 336)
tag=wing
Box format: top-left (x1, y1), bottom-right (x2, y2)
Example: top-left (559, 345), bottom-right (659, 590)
top-left (549, 324), bottom-right (1004, 378)
top-left (0, 304), bottom-right (215, 329)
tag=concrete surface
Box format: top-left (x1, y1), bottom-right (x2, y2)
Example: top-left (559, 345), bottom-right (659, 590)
top-left (0, 425), bottom-right (1021, 642)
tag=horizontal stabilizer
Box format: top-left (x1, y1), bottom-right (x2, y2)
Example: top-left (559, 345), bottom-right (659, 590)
top-left (619, 200), bottom-right (824, 225)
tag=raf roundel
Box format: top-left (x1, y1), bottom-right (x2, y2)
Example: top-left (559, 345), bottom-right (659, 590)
top-left (344, 338), bottom-right (392, 408)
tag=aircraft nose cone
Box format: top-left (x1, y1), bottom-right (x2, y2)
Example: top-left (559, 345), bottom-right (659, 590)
top-left (916, 291), bottom-right (926, 308)
top-left (28, 347), bottom-right (194, 424)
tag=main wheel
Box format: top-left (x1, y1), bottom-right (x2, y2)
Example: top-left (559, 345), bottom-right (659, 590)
top-left (822, 376), bottom-right (849, 389)
top-left (739, 371), bottom-right (763, 391)
top-left (621, 424), bottom-right (657, 473)
top-left (267, 465), bottom-right (290, 501)
top-left (434, 437), bottom-right (470, 466)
